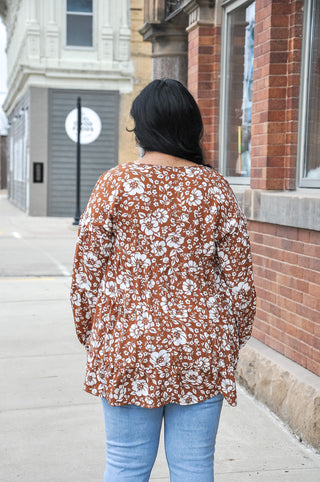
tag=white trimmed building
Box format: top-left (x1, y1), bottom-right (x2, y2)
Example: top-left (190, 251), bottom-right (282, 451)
top-left (0, 0), bottom-right (147, 215)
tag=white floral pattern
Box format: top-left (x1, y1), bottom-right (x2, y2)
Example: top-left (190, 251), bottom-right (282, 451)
top-left (71, 162), bottom-right (256, 408)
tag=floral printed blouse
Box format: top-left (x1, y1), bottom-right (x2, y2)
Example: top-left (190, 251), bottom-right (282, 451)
top-left (70, 162), bottom-right (256, 408)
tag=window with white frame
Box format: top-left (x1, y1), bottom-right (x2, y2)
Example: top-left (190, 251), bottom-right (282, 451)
top-left (66, 0), bottom-right (93, 47)
top-left (298, 0), bottom-right (320, 187)
top-left (220, 0), bottom-right (255, 184)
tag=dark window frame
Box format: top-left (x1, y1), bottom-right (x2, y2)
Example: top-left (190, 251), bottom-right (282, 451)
top-left (298, 0), bottom-right (320, 188)
top-left (219, 0), bottom-right (256, 185)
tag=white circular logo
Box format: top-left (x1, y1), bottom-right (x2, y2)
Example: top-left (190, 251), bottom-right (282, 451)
top-left (65, 107), bottom-right (102, 144)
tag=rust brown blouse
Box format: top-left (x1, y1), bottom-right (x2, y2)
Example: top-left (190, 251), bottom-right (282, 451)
top-left (70, 162), bottom-right (256, 408)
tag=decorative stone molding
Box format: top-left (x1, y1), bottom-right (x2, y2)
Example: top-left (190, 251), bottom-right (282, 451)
top-left (144, 0), bottom-right (166, 24)
top-left (26, 23), bottom-right (40, 60)
top-left (118, 27), bottom-right (131, 61)
top-left (185, 0), bottom-right (215, 31)
top-left (3, 0), bottom-right (134, 114)
top-left (140, 0), bottom-right (189, 84)
top-left (140, 21), bottom-right (188, 84)
top-left (101, 26), bottom-right (114, 61)
top-left (46, 28), bottom-right (59, 59)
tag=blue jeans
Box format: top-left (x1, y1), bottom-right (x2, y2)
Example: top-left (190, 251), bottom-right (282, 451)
top-left (101, 393), bottom-right (223, 482)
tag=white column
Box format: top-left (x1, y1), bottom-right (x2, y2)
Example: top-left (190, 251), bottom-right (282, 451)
top-left (103, 0), bottom-right (112, 26)
top-left (100, 0), bottom-right (113, 62)
top-left (48, 0), bottom-right (56, 24)
top-left (120, 0), bottom-right (129, 29)
top-left (118, 0), bottom-right (130, 61)
top-left (26, 0), bottom-right (40, 60)
top-left (27, 0), bottom-right (38, 23)
top-left (46, 0), bottom-right (59, 59)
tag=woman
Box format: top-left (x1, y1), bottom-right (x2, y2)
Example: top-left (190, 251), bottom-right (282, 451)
top-left (70, 79), bottom-right (256, 481)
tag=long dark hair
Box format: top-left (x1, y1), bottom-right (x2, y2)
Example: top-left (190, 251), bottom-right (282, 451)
top-left (129, 79), bottom-right (207, 166)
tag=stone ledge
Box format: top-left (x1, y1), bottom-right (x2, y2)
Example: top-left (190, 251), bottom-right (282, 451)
top-left (236, 338), bottom-right (320, 453)
top-left (232, 187), bottom-right (320, 232)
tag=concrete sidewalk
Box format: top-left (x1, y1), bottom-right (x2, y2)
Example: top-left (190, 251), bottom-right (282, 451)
top-left (1, 193), bottom-right (320, 481)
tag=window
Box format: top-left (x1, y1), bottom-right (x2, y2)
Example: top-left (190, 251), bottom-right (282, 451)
top-left (66, 0), bottom-right (93, 47)
top-left (298, 0), bottom-right (320, 187)
top-left (220, 0), bottom-right (255, 183)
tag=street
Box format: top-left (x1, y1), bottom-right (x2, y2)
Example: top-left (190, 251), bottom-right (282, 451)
top-left (1, 191), bottom-right (320, 481)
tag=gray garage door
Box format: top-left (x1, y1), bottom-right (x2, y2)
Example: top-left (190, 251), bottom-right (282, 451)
top-left (48, 89), bottom-right (119, 216)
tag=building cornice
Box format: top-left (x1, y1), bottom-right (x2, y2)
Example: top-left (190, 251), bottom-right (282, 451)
top-left (3, 63), bottom-right (134, 114)
top-left (185, 0), bottom-right (215, 31)
top-left (139, 21), bottom-right (188, 42)
top-left (140, 0), bottom-right (216, 39)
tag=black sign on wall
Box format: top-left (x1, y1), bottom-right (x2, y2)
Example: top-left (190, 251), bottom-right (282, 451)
top-left (33, 162), bottom-right (44, 183)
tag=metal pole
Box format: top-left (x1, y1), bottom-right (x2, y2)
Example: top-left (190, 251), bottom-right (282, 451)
top-left (73, 97), bottom-right (82, 225)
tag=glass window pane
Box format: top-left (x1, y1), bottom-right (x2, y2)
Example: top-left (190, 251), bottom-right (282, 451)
top-left (304, 0), bottom-right (320, 179)
top-left (225, 1), bottom-right (255, 178)
top-left (67, 0), bottom-right (92, 13)
top-left (67, 14), bottom-right (93, 46)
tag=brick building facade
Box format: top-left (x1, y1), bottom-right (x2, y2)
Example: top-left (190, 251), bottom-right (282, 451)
top-left (141, 0), bottom-right (320, 449)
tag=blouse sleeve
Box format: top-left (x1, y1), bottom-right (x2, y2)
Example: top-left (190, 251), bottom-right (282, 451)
top-left (214, 181), bottom-right (256, 348)
top-left (70, 172), bottom-right (115, 346)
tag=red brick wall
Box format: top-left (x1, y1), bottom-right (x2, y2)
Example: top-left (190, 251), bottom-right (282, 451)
top-left (185, 3), bottom-right (320, 376)
top-left (187, 1), bottom-right (303, 183)
top-left (188, 24), bottom-right (220, 169)
top-left (251, 0), bottom-right (303, 190)
top-left (249, 220), bottom-right (320, 376)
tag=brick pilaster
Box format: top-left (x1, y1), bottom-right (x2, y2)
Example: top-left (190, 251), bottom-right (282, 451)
top-left (251, 0), bottom-right (303, 190)
top-left (188, 24), bottom-right (220, 169)
top-left (285, 0), bottom-right (304, 189)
